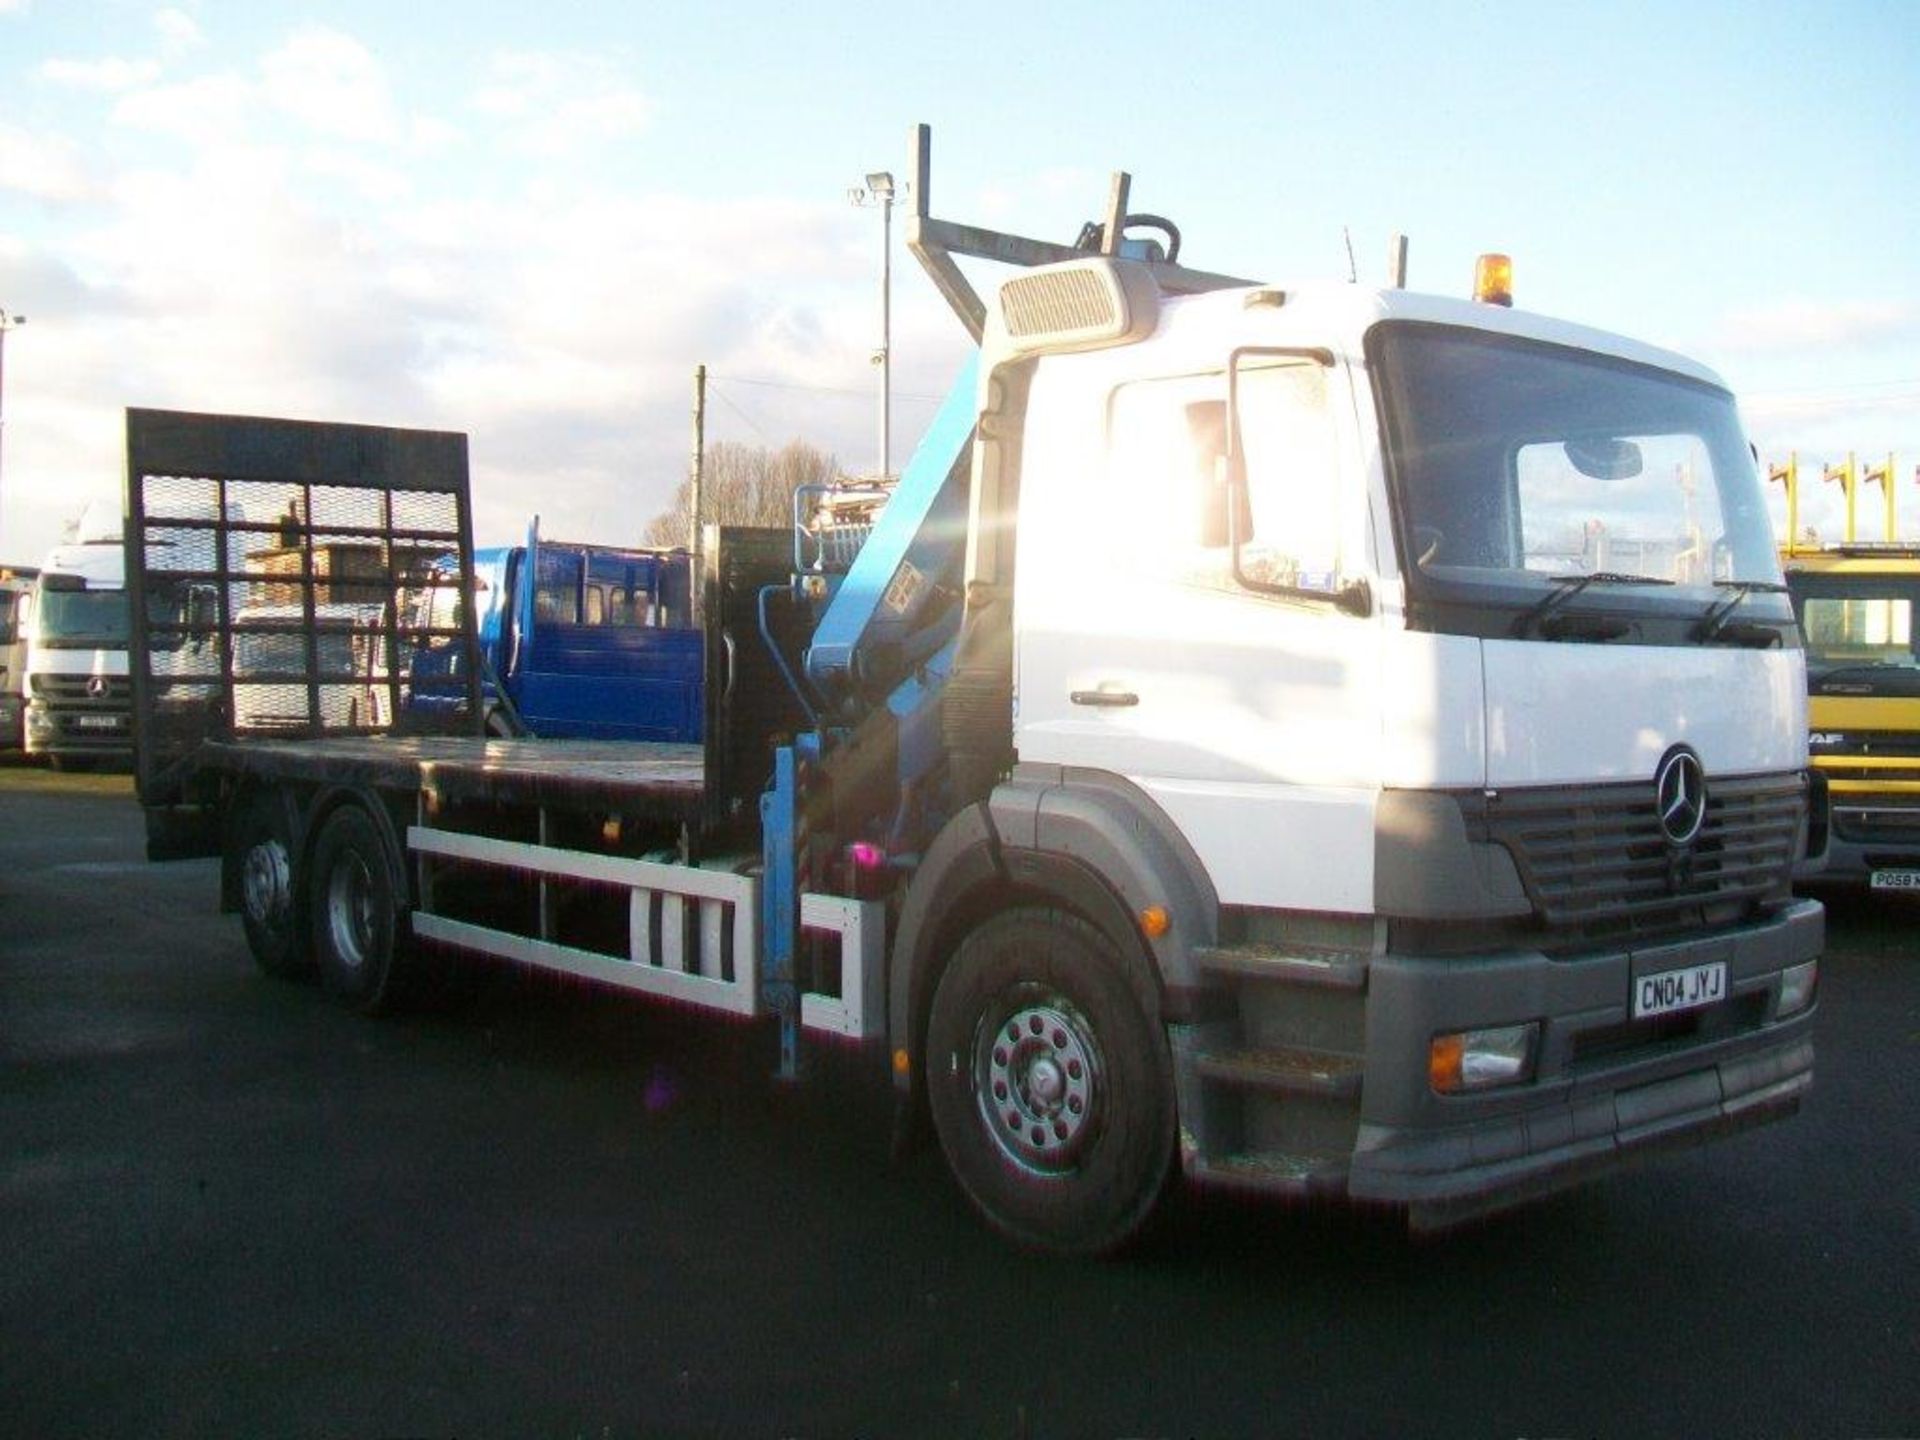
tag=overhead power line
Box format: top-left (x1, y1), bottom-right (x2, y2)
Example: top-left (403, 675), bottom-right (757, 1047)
top-left (1743, 376), bottom-right (1920, 400)
top-left (711, 373), bottom-right (948, 403)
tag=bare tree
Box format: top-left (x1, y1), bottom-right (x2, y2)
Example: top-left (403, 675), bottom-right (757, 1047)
top-left (643, 439), bottom-right (843, 548)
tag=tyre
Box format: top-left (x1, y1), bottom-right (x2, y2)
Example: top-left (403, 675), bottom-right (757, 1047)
top-left (308, 804), bottom-right (409, 1013)
top-left (234, 792), bottom-right (312, 978)
top-left (925, 907), bottom-right (1177, 1256)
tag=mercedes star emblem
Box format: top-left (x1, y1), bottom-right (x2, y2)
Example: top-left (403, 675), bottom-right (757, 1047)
top-left (1655, 747), bottom-right (1707, 847)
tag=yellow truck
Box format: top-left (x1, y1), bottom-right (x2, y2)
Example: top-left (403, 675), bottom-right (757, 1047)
top-left (1782, 543), bottom-right (1920, 891)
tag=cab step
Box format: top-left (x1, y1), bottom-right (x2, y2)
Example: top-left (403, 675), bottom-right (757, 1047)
top-left (1195, 1044), bottom-right (1365, 1099)
top-left (1192, 942), bottom-right (1368, 991)
top-left (1187, 1148), bottom-right (1351, 1199)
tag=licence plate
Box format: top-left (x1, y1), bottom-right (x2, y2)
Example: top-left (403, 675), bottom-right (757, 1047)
top-left (1633, 961), bottom-right (1727, 1019)
top-left (1869, 869), bottom-right (1920, 892)
top-left (75, 715), bottom-right (122, 730)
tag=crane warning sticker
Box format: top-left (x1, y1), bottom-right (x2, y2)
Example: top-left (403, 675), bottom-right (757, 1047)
top-left (883, 561), bottom-right (925, 615)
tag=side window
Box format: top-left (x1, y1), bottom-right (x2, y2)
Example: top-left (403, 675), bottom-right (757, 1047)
top-left (1107, 372), bottom-right (1231, 588)
top-left (583, 585), bottom-right (607, 626)
top-left (1232, 358), bottom-right (1342, 589)
top-left (1106, 359), bottom-right (1342, 595)
top-left (534, 550), bottom-right (581, 624)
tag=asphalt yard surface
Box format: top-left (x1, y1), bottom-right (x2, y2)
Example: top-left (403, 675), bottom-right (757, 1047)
top-left (3, 765), bottom-right (1916, 1438)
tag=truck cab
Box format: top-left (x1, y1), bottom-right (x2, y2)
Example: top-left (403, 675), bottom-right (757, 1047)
top-left (888, 252), bottom-right (1818, 1244)
top-left (26, 523), bottom-right (134, 767)
top-left (0, 565), bottom-right (36, 750)
top-left (408, 530), bottom-right (700, 740)
top-left (1780, 544), bottom-right (1920, 890)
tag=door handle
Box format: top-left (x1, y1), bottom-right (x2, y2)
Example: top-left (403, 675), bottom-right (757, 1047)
top-left (1070, 688), bottom-right (1139, 708)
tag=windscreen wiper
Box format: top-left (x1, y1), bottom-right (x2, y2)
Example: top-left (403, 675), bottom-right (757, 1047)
top-left (1809, 660), bottom-right (1908, 685)
top-left (1693, 579), bottom-right (1790, 644)
top-left (1511, 571), bottom-right (1672, 638)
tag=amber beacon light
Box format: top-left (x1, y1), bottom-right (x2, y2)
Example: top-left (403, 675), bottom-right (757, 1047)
top-left (1473, 252), bottom-right (1514, 307)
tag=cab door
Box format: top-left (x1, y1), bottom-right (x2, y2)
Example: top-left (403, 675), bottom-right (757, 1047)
top-left (1011, 353), bottom-right (1385, 912)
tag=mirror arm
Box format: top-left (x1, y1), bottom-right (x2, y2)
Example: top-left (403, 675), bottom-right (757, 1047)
top-left (1228, 563), bottom-right (1374, 617)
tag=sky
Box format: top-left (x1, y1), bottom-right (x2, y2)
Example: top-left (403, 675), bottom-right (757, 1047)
top-left (0, 0), bottom-right (1915, 563)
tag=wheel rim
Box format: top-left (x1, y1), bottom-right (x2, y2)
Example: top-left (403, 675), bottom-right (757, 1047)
top-left (325, 853), bottom-right (377, 971)
top-left (972, 989), bottom-right (1101, 1174)
top-left (241, 837), bottom-right (291, 927)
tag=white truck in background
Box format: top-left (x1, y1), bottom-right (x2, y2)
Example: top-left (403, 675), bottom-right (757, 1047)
top-left (0, 564), bottom-right (37, 750)
top-left (26, 505), bottom-right (135, 768)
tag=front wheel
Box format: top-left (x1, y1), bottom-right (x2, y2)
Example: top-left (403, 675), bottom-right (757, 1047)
top-left (926, 907), bottom-right (1176, 1256)
top-left (309, 804), bottom-right (408, 1013)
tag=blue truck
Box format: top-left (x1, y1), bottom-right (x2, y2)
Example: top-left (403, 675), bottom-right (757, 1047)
top-left (406, 521), bottom-right (701, 742)
top-left (124, 127), bottom-right (1819, 1255)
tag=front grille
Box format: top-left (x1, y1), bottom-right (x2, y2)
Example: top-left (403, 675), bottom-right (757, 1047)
top-left (32, 674), bottom-right (132, 704)
top-left (1831, 801), bottom-right (1920, 845)
top-left (1484, 772), bottom-right (1803, 938)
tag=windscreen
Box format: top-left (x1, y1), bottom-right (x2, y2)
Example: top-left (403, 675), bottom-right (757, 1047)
top-left (35, 589), bottom-right (131, 646)
top-left (1790, 573), bottom-right (1920, 695)
top-left (1371, 322), bottom-right (1788, 641)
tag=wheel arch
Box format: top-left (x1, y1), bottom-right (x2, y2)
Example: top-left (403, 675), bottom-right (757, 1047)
top-left (890, 766), bottom-right (1220, 1110)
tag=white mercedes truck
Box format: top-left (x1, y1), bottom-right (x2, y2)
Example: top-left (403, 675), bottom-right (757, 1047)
top-left (27, 505), bottom-right (135, 767)
top-left (126, 128), bottom-right (1820, 1254)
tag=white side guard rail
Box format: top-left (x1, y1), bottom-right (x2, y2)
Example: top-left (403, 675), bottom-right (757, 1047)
top-left (409, 826), bottom-right (760, 1016)
top-left (407, 826), bottom-right (886, 1038)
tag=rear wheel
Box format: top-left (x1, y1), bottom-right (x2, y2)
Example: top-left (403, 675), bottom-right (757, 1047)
top-left (235, 792), bottom-right (311, 978)
top-left (309, 804), bottom-right (408, 1013)
top-left (926, 907), bottom-right (1176, 1256)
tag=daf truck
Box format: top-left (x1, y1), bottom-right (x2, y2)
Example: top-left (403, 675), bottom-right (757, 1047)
top-left (1781, 543), bottom-right (1920, 890)
top-left (125, 129), bottom-right (1820, 1254)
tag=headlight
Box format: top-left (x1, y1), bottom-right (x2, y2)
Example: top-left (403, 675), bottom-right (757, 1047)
top-left (1430, 1022), bottom-right (1539, 1093)
top-left (1778, 960), bottom-right (1818, 1018)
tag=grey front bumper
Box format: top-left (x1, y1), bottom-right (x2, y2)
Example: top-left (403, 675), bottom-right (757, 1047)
top-left (1349, 899), bottom-right (1821, 1226)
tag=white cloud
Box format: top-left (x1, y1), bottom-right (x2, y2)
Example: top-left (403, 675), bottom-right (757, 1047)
top-left (301, 145), bottom-right (413, 204)
top-left (0, 124), bottom-right (92, 201)
top-left (154, 7), bottom-right (204, 56)
top-left (0, 30), bottom-right (978, 562)
top-left (262, 26), bottom-right (401, 145)
top-left (41, 56), bottom-right (163, 92)
top-left (471, 52), bottom-right (653, 158)
top-left (111, 72), bottom-right (255, 145)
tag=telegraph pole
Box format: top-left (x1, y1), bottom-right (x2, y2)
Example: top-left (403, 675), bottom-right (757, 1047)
top-left (689, 363), bottom-right (706, 620)
top-left (0, 308), bottom-right (25, 549)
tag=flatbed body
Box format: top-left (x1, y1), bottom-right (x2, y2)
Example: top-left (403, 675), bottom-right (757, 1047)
top-left (197, 735), bottom-right (706, 821)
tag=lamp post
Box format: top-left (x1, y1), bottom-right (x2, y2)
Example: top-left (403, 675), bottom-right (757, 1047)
top-left (0, 308), bottom-right (24, 549)
top-left (849, 171), bottom-right (895, 480)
